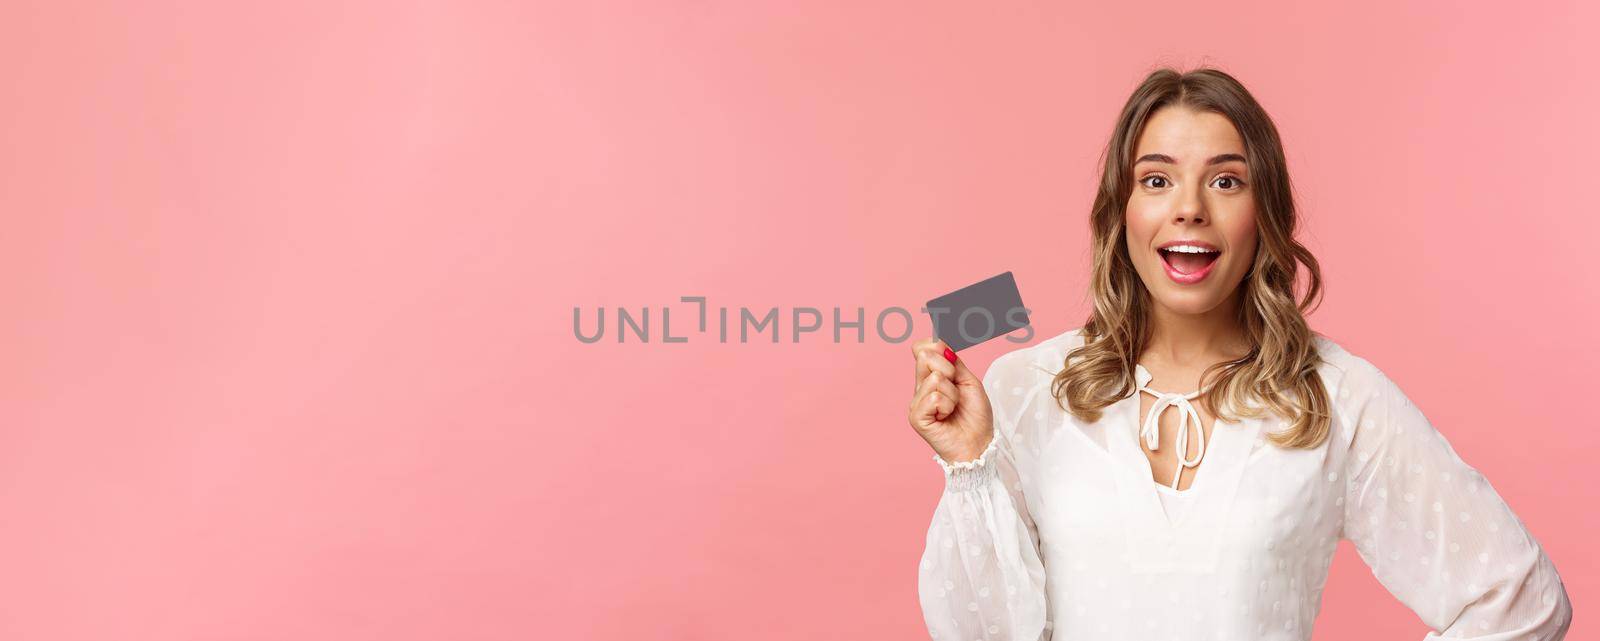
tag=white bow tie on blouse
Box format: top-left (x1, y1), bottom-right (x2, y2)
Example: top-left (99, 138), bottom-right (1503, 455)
top-left (1134, 364), bottom-right (1210, 490)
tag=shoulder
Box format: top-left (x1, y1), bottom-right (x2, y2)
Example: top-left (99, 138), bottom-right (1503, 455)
top-left (981, 326), bottom-right (1084, 389)
top-left (979, 327), bottom-right (1084, 430)
top-left (1309, 332), bottom-right (1417, 447)
top-left (1310, 332), bottom-right (1397, 399)
top-left (979, 327), bottom-right (1083, 416)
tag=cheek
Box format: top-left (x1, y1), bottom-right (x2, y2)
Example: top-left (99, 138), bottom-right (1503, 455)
top-left (1224, 206), bottom-right (1259, 264)
top-left (1123, 196), bottom-right (1164, 243)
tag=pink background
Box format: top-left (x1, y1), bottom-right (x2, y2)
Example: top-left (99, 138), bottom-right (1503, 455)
top-left (2, 1), bottom-right (1595, 639)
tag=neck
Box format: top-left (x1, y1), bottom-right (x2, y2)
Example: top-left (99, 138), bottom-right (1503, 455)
top-left (1143, 289), bottom-right (1250, 366)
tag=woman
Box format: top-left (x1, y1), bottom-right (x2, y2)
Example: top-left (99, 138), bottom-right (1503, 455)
top-left (907, 68), bottom-right (1572, 640)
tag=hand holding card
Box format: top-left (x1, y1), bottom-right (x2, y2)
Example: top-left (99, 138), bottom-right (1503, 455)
top-left (907, 335), bottom-right (994, 465)
top-left (906, 272), bottom-right (1031, 465)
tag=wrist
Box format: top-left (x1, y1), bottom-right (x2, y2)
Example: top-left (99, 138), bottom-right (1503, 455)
top-left (933, 432), bottom-right (997, 473)
top-left (946, 432), bottom-right (995, 463)
top-left (940, 446), bottom-right (986, 464)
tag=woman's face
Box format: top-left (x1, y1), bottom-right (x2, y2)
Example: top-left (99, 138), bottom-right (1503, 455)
top-left (1124, 105), bottom-right (1259, 316)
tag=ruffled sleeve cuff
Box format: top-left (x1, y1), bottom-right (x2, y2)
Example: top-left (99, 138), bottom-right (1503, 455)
top-left (932, 433), bottom-right (999, 492)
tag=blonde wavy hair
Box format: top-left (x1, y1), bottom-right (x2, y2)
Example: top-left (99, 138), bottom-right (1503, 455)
top-left (1052, 67), bottom-right (1331, 448)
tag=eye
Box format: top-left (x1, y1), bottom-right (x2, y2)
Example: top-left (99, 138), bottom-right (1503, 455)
top-left (1139, 175), bottom-right (1170, 189)
top-left (1210, 175), bottom-right (1245, 190)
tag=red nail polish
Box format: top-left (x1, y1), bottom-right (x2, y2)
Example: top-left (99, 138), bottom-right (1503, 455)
top-left (943, 346), bottom-right (957, 364)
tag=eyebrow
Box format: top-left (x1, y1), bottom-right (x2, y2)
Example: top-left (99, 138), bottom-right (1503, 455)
top-left (1134, 153), bottom-right (1248, 166)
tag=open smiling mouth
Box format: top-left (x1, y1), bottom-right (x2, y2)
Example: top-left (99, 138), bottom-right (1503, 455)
top-left (1157, 244), bottom-right (1221, 282)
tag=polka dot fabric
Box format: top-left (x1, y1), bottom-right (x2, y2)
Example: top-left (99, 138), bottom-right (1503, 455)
top-left (918, 328), bottom-right (1572, 640)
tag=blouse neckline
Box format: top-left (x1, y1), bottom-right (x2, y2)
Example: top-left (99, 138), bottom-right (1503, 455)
top-left (1133, 363), bottom-right (1211, 490)
top-left (1152, 481), bottom-right (1193, 496)
top-left (1103, 377), bottom-right (1264, 565)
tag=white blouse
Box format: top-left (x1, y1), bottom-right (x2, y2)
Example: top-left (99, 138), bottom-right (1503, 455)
top-left (1155, 483), bottom-right (1194, 524)
top-left (918, 328), bottom-right (1572, 640)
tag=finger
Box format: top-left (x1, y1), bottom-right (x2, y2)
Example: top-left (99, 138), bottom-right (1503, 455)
top-left (927, 390), bottom-right (955, 422)
top-left (911, 387), bottom-right (943, 428)
top-left (914, 372), bottom-right (960, 421)
top-left (928, 372), bottom-right (959, 410)
top-left (951, 353), bottom-right (982, 386)
top-left (913, 338), bottom-right (956, 384)
top-left (915, 337), bottom-right (947, 377)
top-left (914, 369), bottom-right (953, 399)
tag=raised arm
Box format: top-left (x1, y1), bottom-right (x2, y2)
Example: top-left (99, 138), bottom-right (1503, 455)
top-left (914, 346), bottom-right (1049, 640)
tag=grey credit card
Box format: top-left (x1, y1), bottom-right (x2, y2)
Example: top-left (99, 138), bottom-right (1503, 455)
top-left (925, 271), bottom-right (1031, 351)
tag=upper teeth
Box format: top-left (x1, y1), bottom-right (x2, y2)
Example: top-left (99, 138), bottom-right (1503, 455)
top-left (1163, 245), bottom-right (1217, 254)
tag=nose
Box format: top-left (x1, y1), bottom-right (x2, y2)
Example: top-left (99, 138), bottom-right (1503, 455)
top-left (1174, 183), bottom-right (1206, 225)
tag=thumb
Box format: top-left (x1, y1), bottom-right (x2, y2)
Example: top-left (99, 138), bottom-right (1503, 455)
top-left (951, 356), bottom-right (982, 387)
top-left (952, 358), bottom-right (990, 406)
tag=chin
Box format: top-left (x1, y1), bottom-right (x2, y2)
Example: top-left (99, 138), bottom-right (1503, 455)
top-left (1152, 291), bottom-right (1230, 315)
top-left (1146, 272), bottom-right (1243, 315)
